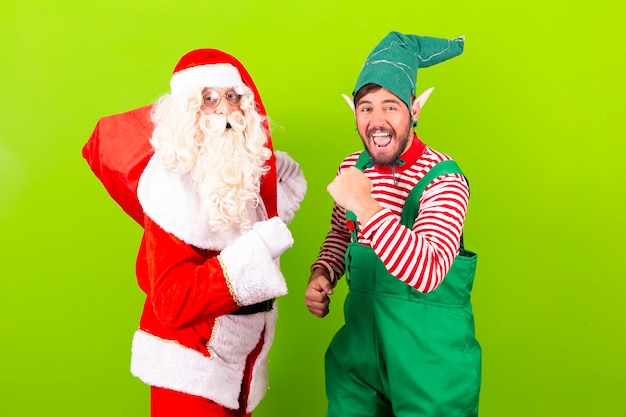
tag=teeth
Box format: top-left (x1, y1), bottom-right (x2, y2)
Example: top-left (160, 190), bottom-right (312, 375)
top-left (372, 132), bottom-right (392, 148)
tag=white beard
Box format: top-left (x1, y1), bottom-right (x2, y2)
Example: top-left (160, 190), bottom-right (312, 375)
top-left (137, 155), bottom-right (268, 250)
top-left (140, 109), bottom-right (272, 249)
top-left (192, 112), bottom-right (268, 233)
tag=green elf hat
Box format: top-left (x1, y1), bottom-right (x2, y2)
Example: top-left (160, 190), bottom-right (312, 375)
top-left (353, 31), bottom-right (465, 111)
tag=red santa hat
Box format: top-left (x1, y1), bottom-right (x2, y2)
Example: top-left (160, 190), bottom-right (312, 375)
top-left (82, 49), bottom-right (278, 226)
top-left (170, 50), bottom-right (246, 93)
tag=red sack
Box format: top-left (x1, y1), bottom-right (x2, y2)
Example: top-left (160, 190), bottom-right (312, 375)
top-left (82, 104), bottom-right (155, 227)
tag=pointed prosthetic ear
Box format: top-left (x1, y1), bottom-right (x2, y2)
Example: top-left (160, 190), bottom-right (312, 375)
top-left (412, 87), bottom-right (434, 122)
top-left (415, 87), bottom-right (434, 109)
top-left (341, 93), bottom-right (355, 114)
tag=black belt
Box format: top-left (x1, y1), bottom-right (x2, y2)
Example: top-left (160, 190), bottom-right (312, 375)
top-left (229, 298), bottom-right (275, 315)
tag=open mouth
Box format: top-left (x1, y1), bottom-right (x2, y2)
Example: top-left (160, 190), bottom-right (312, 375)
top-left (371, 132), bottom-right (392, 148)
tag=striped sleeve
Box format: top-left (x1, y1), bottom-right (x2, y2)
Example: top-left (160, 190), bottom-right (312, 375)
top-left (360, 173), bottom-right (469, 292)
top-left (310, 203), bottom-right (351, 283)
top-left (310, 153), bottom-right (361, 283)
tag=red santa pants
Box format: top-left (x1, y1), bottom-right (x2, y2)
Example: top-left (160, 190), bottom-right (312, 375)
top-left (150, 329), bottom-right (265, 417)
top-left (150, 387), bottom-right (252, 417)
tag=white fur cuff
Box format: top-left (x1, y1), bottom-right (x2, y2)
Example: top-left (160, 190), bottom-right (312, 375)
top-left (219, 230), bottom-right (288, 306)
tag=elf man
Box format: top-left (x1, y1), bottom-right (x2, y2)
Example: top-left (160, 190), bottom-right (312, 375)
top-left (305, 31), bottom-right (481, 416)
top-left (84, 49), bottom-right (306, 417)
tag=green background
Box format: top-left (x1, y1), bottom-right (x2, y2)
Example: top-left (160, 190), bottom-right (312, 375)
top-left (1, 1), bottom-right (625, 416)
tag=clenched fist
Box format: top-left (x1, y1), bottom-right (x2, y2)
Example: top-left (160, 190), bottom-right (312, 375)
top-left (327, 166), bottom-right (382, 224)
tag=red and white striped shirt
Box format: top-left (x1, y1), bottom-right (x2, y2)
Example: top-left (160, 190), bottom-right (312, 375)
top-left (312, 136), bottom-right (469, 293)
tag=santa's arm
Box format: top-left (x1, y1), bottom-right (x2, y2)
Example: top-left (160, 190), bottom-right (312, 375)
top-left (275, 150), bottom-right (307, 224)
top-left (143, 216), bottom-right (287, 330)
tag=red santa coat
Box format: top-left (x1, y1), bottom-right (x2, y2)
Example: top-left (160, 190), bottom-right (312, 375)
top-left (130, 152), bottom-right (306, 412)
top-left (82, 48), bottom-right (301, 412)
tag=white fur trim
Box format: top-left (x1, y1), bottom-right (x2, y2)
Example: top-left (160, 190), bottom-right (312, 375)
top-left (138, 156), bottom-right (288, 304)
top-left (137, 156), bottom-right (253, 250)
top-left (131, 308), bottom-right (278, 411)
top-left (170, 64), bottom-right (245, 94)
top-left (245, 306), bottom-right (278, 412)
top-left (138, 152), bottom-right (305, 249)
top-left (220, 230), bottom-right (288, 305)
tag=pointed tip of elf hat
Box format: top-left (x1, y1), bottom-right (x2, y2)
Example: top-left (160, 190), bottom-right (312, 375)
top-left (397, 32), bottom-right (465, 69)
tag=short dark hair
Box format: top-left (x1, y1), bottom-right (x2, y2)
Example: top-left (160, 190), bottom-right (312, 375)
top-left (354, 83), bottom-right (383, 105)
top-left (353, 83), bottom-right (415, 107)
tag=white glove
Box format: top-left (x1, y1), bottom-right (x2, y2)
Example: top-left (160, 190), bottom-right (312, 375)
top-left (252, 217), bottom-right (294, 259)
top-left (275, 151), bottom-right (301, 182)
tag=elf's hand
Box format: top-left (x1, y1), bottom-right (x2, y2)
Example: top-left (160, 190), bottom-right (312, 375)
top-left (327, 166), bottom-right (382, 224)
top-left (252, 217), bottom-right (294, 259)
top-left (305, 268), bottom-right (334, 318)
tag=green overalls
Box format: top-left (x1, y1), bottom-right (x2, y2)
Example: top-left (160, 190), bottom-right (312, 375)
top-left (325, 156), bottom-right (481, 417)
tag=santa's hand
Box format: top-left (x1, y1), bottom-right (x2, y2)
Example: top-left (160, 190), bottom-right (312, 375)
top-left (252, 217), bottom-right (294, 259)
top-left (275, 151), bottom-right (301, 182)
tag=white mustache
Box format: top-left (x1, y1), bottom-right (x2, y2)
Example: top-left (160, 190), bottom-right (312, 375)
top-left (198, 112), bottom-right (247, 136)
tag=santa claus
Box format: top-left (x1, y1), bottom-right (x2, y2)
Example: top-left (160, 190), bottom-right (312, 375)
top-left (83, 49), bottom-right (306, 417)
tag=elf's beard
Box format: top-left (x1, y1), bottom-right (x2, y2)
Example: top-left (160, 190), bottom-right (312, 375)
top-left (192, 111), bottom-right (270, 232)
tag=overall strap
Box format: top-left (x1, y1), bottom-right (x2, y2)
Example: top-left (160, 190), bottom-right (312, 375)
top-left (354, 150), bottom-right (373, 170)
top-left (400, 160), bottom-right (464, 227)
top-left (400, 159), bottom-right (467, 248)
top-left (347, 154), bottom-right (467, 246)
top-left (346, 151), bottom-right (373, 241)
